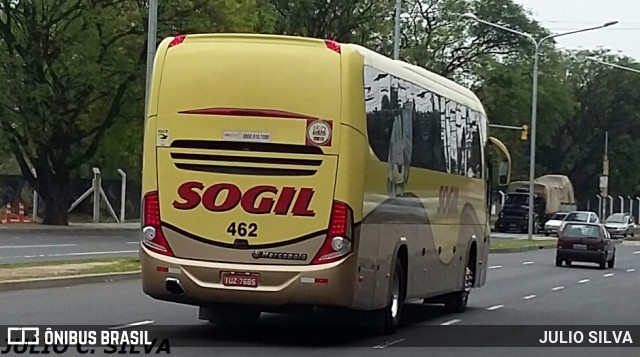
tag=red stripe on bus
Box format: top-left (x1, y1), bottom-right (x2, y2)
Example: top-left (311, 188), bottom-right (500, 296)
top-left (178, 108), bottom-right (314, 120)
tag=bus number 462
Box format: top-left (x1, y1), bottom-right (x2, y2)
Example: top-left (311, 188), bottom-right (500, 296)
top-left (227, 222), bottom-right (258, 237)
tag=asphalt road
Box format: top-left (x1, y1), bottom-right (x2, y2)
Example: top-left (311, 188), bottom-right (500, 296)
top-left (2, 241), bottom-right (640, 356)
top-left (0, 229), bottom-right (546, 264)
top-left (0, 230), bottom-right (139, 263)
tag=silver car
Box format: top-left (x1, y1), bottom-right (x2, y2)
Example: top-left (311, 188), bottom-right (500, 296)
top-left (604, 213), bottom-right (636, 238)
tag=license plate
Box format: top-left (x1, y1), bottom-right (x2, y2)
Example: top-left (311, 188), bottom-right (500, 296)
top-left (573, 244), bottom-right (587, 250)
top-left (221, 272), bottom-right (259, 288)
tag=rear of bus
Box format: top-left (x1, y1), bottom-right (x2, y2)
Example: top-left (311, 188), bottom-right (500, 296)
top-left (139, 34), bottom-right (364, 315)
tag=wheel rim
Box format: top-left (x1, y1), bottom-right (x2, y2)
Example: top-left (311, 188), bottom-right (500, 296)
top-left (390, 270), bottom-right (400, 318)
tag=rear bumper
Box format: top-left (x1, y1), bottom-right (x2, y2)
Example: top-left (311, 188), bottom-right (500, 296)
top-left (544, 226), bottom-right (560, 235)
top-left (605, 227), bottom-right (628, 236)
top-left (140, 246), bottom-right (359, 310)
top-left (495, 217), bottom-right (527, 230)
top-left (556, 249), bottom-right (606, 263)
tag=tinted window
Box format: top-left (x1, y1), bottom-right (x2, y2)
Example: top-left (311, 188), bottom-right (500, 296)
top-left (364, 65), bottom-right (483, 178)
top-left (505, 194), bottom-right (528, 205)
top-left (606, 213), bottom-right (625, 223)
top-left (553, 213), bottom-right (568, 220)
top-left (565, 212), bottom-right (589, 222)
top-left (562, 224), bottom-right (601, 238)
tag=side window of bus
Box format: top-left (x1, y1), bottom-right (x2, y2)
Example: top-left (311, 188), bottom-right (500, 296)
top-left (364, 65), bottom-right (483, 179)
top-left (364, 66), bottom-right (395, 162)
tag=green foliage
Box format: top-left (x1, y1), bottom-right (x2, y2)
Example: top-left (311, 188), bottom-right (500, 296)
top-left (543, 49), bottom-right (640, 200)
top-left (264, 0), bottom-right (394, 42)
top-left (2, 0), bottom-right (640, 224)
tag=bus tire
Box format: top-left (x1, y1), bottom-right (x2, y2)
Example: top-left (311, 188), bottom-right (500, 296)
top-left (372, 258), bottom-right (405, 335)
top-left (445, 266), bottom-right (473, 314)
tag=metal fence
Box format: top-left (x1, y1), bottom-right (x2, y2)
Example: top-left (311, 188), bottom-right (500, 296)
top-left (491, 190), bottom-right (640, 222)
top-left (0, 174), bottom-right (141, 222)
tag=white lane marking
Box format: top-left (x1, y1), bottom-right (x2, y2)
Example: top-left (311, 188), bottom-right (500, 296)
top-left (627, 268), bottom-right (636, 272)
top-left (578, 279), bottom-right (590, 284)
top-left (110, 320), bottom-right (155, 330)
top-left (43, 250), bottom-right (138, 257)
top-left (523, 295), bottom-right (536, 300)
top-left (489, 265), bottom-right (502, 269)
top-left (0, 250), bottom-right (139, 260)
top-left (551, 286), bottom-right (565, 291)
top-left (441, 319), bottom-right (461, 326)
top-left (373, 338), bottom-right (405, 349)
top-left (523, 261), bottom-right (534, 265)
top-left (633, 251), bottom-right (640, 254)
top-left (487, 305), bottom-right (504, 311)
top-left (0, 244), bottom-right (77, 249)
top-left (603, 273), bottom-right (614, 278)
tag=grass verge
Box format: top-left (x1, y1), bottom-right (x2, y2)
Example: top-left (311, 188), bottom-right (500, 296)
top-left (0, 257), bottom-right (140, 281)
top-left (491, 239), bottom-right (557, 250)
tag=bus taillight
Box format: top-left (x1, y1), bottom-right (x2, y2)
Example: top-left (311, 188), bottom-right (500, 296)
top-left (142, 191), bottom-right (175, 257)
top-left (168, 35), bottom-right (186, 48)
top-left (311, 201), bottom-right (353, 264)
top-left (324, 40), bottom-right (341, 54)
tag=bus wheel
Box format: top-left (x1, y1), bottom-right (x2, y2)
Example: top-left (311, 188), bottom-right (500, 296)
top-left (445, 267), bottom-right (473, 313)
top-left (372, 258), bottom-right (405, 335)
top-left (199, 305), bottom-right (261, 325)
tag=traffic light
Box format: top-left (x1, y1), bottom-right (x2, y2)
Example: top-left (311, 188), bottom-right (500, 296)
top-left (520, 124), bottom-right (528, 141)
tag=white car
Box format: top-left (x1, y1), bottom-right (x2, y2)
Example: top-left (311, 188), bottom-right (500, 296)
top-left (559, 211), bottom-right (600, 234)
top-left (544, 212), bottom-right (569, 236)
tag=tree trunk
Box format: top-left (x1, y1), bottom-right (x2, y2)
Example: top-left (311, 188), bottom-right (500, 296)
top-left (40, 176), bottom-right (71, 226)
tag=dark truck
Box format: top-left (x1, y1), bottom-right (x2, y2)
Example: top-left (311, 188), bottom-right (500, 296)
top-left (495, 175), bottom-right (576, 234)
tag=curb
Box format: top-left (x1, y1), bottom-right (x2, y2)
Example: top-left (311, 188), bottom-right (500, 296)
top-left (490, 244), bottom-right (556, 254)
top-left (0, 271), bottom-right (141, 292)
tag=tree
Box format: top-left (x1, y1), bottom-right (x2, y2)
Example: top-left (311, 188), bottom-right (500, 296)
top-left (546, 49), bottom-right (640, 202)
top-left (264, 0), bottom-right (394, 43)
top-left (0, 0), bottom-right (275, 225)
top-left (0, 0), bottom-right (146, 225)
top-left (390, 0), bottom-right (552, 81)
top-left (475, 50), bottom-right (578, 182)
top-left (83, 0), bottom-right (276, 182)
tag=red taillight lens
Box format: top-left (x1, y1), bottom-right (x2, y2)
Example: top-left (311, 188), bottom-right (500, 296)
top-left (142, 191), bottom-right (174, 257)
top-left (328, 202), bottom-right (347, 236)
top-left (169, 34), bottom-right (186, 48)
top-left (311, 201), bottom-right (353, 265)
top-left (324, 40), bottom-right (341, 54)
top-left (144, 191), bottom-right (161, 226)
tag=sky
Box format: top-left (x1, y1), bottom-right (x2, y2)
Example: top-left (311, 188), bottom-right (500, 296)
top-left (513, 0), bottom-right (640, 59)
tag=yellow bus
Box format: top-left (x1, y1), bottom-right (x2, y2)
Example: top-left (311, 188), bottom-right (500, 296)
top-left (139, 33), bottom-right (511, 334)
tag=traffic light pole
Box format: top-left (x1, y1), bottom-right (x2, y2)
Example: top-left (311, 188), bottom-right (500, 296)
top-left (489, 124), bottom-right (524, 130)
top-left (489, 124), bottom-right (529, 140)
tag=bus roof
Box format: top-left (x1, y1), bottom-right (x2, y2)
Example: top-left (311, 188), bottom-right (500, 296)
top-left (153, 33), bottom-right (487, 120)
top-left (344, 43), bottom-right (487, 114)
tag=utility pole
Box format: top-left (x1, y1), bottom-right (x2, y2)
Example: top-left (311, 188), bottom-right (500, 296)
top-left (393, 0), bottom-right (401, 60)
top-left (144, 0), bottom-right (158, 121)
top-left (600, 131), bottom-right (609, 219)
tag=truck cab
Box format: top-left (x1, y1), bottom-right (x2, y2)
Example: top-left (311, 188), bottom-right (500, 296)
top-left (494, 190), bottom-right (546, 233)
